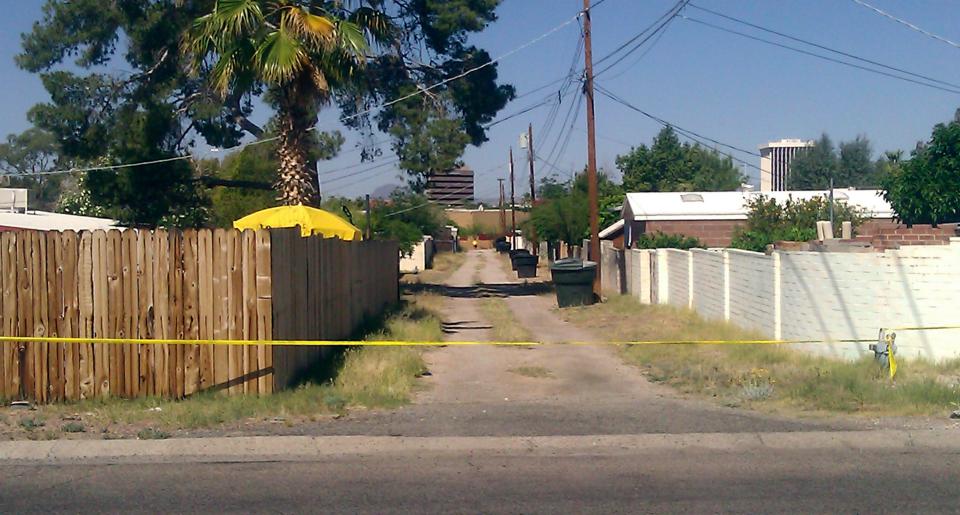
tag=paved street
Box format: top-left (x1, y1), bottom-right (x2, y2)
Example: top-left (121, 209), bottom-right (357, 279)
top-left (5, 439), bottom-right (960, 513)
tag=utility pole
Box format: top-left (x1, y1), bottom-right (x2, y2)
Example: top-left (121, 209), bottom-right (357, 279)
top-left (509, 147), bottom-right (517, 249)
top-left (498, 178), bottom-right (507, 237)
top-left (527, 123), bottom-right (537, 256)
top-left (582, 0), bottom-right (601, 296)
top-left (364, 194), bottom-right (372, 240)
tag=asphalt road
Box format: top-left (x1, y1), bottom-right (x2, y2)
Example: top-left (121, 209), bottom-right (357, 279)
top-left (4, 445), bottom-right (959, 513)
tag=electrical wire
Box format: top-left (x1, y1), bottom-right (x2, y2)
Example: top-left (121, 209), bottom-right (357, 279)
top-left (595, 85), bottom-right (763, 175)
top-left (851, 0), bottom-right (960, 50)
top-left (689, 3), bottom-right (960, 90)
top-left (681, 15), bottom-right (960, 95)
top-left (595, 83), bottom-right (760, 157)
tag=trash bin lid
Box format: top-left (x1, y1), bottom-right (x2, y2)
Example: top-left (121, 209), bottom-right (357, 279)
top-left (551, 258), bottom-right (596, 271)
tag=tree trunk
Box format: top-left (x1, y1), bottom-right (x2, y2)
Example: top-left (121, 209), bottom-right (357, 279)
top-left (275, 90), bottom-right (318, 206)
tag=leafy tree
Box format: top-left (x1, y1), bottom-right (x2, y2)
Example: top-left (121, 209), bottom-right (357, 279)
top-left (788, 134), bottom-right (884, 189)
top-left (19, 2), bottom-right (224, 226)
top-left (617, 126), bottom-right (744, 193)
top-left (730, 196), bottom-right (866, 252)
top-left (20, 0), bottom-right (512, 222)
top-left (0, 128), bottom-right (65, 210)
top-left (369, 189), bottom-right (447, 254)
top-left (388, 95), bottom-right (470, 191)
top-left (527, 169), bottom-right (621, 250)
top-left (881, 112), bottom-right (960, 225)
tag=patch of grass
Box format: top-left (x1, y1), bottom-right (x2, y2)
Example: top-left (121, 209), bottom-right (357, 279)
top-left (61, 421), bottom-right (86, 433)
top-left (560, 295), bottom-right (960, 417)
top-left (404, 252), bottom-right (466, 285)
top-left (508, 366), bottom-right (553, 378)
top-left (479, 297), bottom-right (532, 343)
top-left (137, 427), bottom-right (170, 440)
top-left (18, 416), bottom-right (45, 431)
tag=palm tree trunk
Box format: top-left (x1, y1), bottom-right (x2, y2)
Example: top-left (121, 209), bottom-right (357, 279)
top-left (275, 91), bottom-right (318, 206)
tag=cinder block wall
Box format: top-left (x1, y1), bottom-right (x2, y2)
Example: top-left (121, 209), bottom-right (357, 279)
top-left (614, 239), bottom-right (960, 361)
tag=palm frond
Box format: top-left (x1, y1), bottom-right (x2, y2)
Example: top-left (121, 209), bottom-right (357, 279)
top-left (350, 6), bottom-right (394, 45)
top-left (214, 0), bottom-right (264, 34)
top-left (337, 20), bottom-right (368, 58)
top-left (282, 6), bottom-right (337, 48)
top-left (255, 26), bottom-right (308, 85)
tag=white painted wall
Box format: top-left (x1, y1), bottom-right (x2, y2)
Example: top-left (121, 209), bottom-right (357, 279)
top-left (399, 236), bottom-right (434, 273)
top-left (614, 239), bottom-right (960, 361)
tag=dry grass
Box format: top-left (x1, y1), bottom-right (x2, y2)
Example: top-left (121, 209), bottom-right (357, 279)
top-left (403, 251), bottom-right (466, 285)
top-left (0, 293), bottom-right (439, 438)
top-left (559, 295), bottom-right (960, 417)
top-left (479, 297), bottom-right (533, 343)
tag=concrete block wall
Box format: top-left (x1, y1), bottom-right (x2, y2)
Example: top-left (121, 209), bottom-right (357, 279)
top-left (665, 249), bottom-right (691, 309)
top-left (726, 250), bottom-right (778, 338)
top-left (612, 239), bottom-right (960, 361)
top-left (691, 250), bottom-right (725, 322)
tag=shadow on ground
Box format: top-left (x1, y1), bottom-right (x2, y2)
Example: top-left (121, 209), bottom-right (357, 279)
top-left (406, 281), bottom-right (554, 299)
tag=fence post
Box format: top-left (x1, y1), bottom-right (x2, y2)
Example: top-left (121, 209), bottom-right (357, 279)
top-left (723, 250), bottom-right (731, 321)
top-left (773, 251), bottom-right (782, 340)
top-left (687, 251), bottom-right (694, 310)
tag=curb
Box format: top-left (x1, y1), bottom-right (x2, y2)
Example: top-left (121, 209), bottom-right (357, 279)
top-left (1, 429), bottom-right (959, 465)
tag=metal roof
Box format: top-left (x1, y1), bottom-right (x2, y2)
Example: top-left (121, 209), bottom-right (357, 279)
top-left (623, 189), bottom-right (894, 221)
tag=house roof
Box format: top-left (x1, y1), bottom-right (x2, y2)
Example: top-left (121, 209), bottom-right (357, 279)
top-left (599, 219), bottom-right (624, 239)
top-left (623, 189), bottom-right (894, 222)
top-left (0, 210), bottom-right (117, 231)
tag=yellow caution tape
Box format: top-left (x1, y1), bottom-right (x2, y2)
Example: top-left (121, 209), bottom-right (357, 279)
top-left (0, 335), bottom-right (875, 346)
top-left (885, 325), bottom-right (960, 332)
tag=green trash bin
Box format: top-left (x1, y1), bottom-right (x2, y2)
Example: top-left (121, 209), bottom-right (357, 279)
top-left (550, 258), bottom-right (597, 308)
top-left (513, 254), bottom-right (539, 278)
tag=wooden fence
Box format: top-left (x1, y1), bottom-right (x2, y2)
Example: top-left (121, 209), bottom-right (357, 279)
top-left (0, 228), bottom-right (399, 403)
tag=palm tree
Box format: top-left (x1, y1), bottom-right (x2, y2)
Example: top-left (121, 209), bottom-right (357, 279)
top-left (183, 0), bottom-right (390, 205)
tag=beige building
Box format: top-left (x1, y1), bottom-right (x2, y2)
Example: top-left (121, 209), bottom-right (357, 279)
top-left (759, 139), bottom-right (813, 191)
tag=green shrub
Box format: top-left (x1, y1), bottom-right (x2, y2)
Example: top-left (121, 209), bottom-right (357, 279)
top-left (634, 231), bottom-right (704, 250)
top-left (731, 195), bottom-right (866, 252)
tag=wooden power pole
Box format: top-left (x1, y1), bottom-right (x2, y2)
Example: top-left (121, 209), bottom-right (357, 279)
top-left (498, 178), bottom-right (507, 236)
top-left (582, 0), bottom-right (601, 296)
top-left (527, 123), bottom-right (537, 256)
top-left (509, 147), bottom-right (517, 249)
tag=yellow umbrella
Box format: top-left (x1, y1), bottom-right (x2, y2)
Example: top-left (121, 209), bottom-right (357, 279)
top-left (233, 205), bottom-right (363, 240)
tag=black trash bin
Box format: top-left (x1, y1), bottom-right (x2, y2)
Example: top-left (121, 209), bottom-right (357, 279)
top-left (494, 237), bottom-right (510, 253)
top-left (509, 249), bottom-right (530, 270)
top-left (550, 258), bottom-right (597, 308)
top-left (513, 254), bottom-right (539, 278)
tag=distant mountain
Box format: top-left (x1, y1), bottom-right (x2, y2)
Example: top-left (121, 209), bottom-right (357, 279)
top-left (371, 183), bottom-right (401, 199)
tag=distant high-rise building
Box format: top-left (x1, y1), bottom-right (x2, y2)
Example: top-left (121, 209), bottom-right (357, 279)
top-left (425, 167), bottom-right (474, 207)
top-left (759, 139), bottom-right (813, 191)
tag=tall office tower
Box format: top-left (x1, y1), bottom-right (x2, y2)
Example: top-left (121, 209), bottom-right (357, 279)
top-left (759, 139), bottom-right (814, 191)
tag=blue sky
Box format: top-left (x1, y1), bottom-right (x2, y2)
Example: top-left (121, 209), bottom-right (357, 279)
top-left (3, 1), bottom-right (960, 201)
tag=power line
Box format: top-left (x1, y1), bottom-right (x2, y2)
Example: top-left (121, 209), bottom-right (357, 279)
top-left (681, 15), bottom-right (960, 95)
top-left (594, 85), bottom-right (763, 174)
top-left (593, 0), bottom-right (687, 71)
top-left (689, 3), bottom-right (960, 90)
top-left (851, 0), bottom-right (960, 50)
top-left (595, 83), bottom-right (760, 157)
